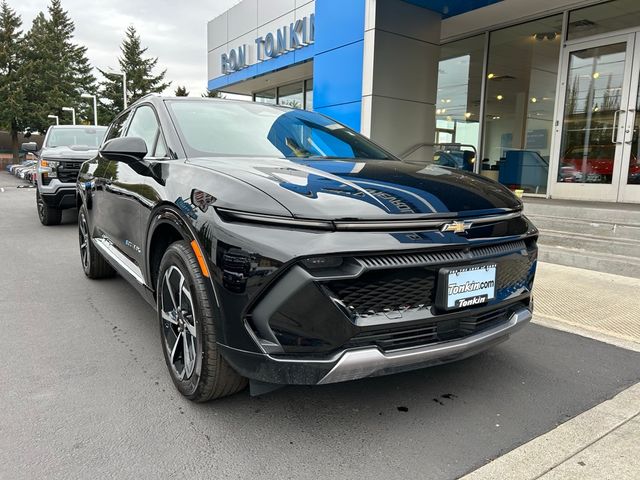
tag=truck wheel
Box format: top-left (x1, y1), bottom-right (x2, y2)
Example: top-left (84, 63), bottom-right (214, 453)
top-left (37, 190), bottom-right (62, 226)
top-left (78, 207), bottom-right (115, 279)
top-left (158, 241), bottom-right (247, 402)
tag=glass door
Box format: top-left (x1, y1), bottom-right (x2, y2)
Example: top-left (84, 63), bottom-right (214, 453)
top-left (618, 32), bottom-right (640, 203)
top-left (552, 34), bottom-right (636, 202)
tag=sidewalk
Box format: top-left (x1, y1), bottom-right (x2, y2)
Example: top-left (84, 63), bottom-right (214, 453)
top-left (463, 262), bottom-right (640, 480)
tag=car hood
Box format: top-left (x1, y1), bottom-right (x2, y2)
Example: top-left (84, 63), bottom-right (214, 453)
top-left (39, 145), bottom-right (98, 161)
top-left (187, 157), bottom-right (522, 220)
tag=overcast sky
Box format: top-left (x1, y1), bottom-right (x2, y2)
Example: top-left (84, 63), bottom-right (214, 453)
top-left (11, 0), bottom-right (241, 96)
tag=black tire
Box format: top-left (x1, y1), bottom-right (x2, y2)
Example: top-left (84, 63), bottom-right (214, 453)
top-left (36, 190), bottom-right (62, 226)
top-left (78, 207), bottom-right (115, 279)
top-left (158, 241), bottom-right (247, 402)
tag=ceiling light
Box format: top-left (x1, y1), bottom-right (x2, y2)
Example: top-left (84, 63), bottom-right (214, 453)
top-left (445, 99), bottom-right (451, 103)
top-left (487, 73), bottom-right (495, 79)
top-left (592, 72), bottom-right (600, 79)
top-left (496, 94), bottom-right (503, 100)
top-left (531, 97), bottom-right (537, 103)
top-left (593, 106), bottom-right (599, 112)
top-left (464, 112), bottom-right (472, 119)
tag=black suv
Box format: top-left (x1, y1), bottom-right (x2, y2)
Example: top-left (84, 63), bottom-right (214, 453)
top-left (77, 96), bottom-right (538, 401)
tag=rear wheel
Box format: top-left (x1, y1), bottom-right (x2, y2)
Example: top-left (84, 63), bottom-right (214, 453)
top-left (36, 190), bottom-right (62, 226)
top-left (78, 207), bottom-right (115, 279)
top-left (158, 241), bottom-right (247, 401)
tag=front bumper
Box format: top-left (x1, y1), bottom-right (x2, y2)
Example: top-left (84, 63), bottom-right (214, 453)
top-left (209, 217), bottom-right (538, 385)
top-left (220, 306), bottom-right (531, 385)
top-left (40, 187), bottom-right (76, 209)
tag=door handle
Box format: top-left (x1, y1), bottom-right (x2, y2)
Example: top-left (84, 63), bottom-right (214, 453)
top-left (612, 109), bottom-right (624, 144)
top-left (625, 109), bottom-right (636, 144)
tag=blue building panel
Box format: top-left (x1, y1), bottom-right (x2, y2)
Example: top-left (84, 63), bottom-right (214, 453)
top-left (401, 0), bottom-right (502, 18)
top-left (315, 101), bottom-right (362, 132)
top-left (313, 40), bottom-right (364, 109)
top-left (208, 64), bottom-right (259, 91)
top-left (314, 0), bottom-right (366, 55)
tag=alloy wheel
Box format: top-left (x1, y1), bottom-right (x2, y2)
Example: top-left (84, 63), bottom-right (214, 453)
top-left (78, 212), bottom-right (89, 270)
top-left (37, 191), bottom-right (45, 220)
top-left (160, 265), bottom-right (197, 380)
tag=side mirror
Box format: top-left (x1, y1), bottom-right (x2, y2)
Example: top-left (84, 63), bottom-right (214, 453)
top-left (21, 142), bottom-right (38, 152)
top-left (99, 136), bottom-right (147, 162)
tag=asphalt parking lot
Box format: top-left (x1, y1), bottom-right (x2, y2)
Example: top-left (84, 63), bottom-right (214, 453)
top-left (2, 171), bottom-right (640, 480)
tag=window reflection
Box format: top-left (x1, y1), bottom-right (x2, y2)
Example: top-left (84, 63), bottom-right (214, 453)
top-left (436, 35), bottom-right (483, 165)
top-left (482, 15), bottom-right (562, 194)
top-left (558, 43), bottom-right (626, 184)
top-left (278, 82), bottom-right (304, 109)
top-left (568, 0), bottom-right (640, 41)
top-left (255, 88), bottom-right (276, 104)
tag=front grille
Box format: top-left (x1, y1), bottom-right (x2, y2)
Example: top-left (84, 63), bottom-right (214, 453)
top-left (345, 306), bottom-right (515, 351)
top-left (57, 161), bottom-right (82, 183)
top-left (357, 240), bottom-right (526, 269)
top-left (324, 242), bottom-right (536, 319)
top-left (327, 268), bottom-right (436, 317)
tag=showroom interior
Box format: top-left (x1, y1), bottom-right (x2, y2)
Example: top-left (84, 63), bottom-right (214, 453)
top-left (207, 0), bottom-right (640, 204)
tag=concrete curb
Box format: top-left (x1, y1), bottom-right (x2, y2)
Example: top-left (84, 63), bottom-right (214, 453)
top-left (461, 382), bottom-right (640, 480)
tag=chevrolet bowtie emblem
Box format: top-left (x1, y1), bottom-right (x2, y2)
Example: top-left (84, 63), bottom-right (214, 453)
top-left (440, 221), bottom-right (473, 234)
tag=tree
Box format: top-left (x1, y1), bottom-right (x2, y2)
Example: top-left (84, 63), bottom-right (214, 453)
top-left (99, 25), bottom-right (171, 122)
top-left (202, 89), bottom-right (222, 98)
top-left (174, 85), bottom-right (189, 96)
top-left (0, 1), bottom-right (25, 159)
top-left (21, 0), bottom-right (97, 132)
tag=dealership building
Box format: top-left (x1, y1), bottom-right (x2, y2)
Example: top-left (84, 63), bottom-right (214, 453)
top-left (207, 0), bottom-right (640, 204)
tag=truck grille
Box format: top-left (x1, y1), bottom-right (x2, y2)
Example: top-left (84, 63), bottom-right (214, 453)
top-left (57, 161), bottom-right (82, 183)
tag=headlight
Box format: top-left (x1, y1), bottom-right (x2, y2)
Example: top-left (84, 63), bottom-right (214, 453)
top-left (215, 208), bottom-right (334, 230)
top-left (39, 158), bottom-right (60, 178)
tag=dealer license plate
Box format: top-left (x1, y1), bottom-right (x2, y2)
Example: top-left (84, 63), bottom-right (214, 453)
top-left (439, 264), bottom-right (497, 309)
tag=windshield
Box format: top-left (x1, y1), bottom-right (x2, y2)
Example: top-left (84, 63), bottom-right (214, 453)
top-left (46, 127), bottom-right (107, 148)
top-left (166, 100), bottom-right (391, 160)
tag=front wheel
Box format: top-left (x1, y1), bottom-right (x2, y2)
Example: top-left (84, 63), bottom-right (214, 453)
top-left (78, 207), bottom-right (115, 279)
top-left (36, 190), bottom-right (62, 226)
top-left (158, 241), bottom-right (247, 402)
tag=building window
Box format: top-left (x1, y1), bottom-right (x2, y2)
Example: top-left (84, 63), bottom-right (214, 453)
top-left (305, 79), bottom-right (313, 111)
top-left (255, 88), bottom-right (276, 104)
top-left (254, 79), bottom-right (314, 110)
top-left (435, 35), bottom-right (484, 171)
top-left (481, 14), bottom-right (563, 194)
top-left (278, 82), bottom-right (304, 109)
top-left (567, 0), bottom-right (640, 41)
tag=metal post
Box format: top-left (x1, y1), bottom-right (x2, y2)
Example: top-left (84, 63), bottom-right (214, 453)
top-left (81, 94), bottom-right (99, 125)
top-left (62, 107), bottom-right (76, 125)
top-left (123, 71), bottom-right (128, 109)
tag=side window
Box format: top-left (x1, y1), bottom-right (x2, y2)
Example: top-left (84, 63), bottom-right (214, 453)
top-left (126, 105), bottom-right (160, 156)
top-left (104, 112), bottom-right (131, 143)
top-left (154, 135), bottom-right (168, 158)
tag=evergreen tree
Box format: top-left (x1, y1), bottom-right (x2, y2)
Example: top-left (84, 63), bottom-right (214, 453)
top-left (21, 0), bottom-right (97, 132)
top-left (174, 85), bottom-right (189, 96)
top-left (202, 89), bottom-right (222, 98)
top-left (99, 25), bottom-right (170, 122)
top-left (0, 1), bottom-right (25, 159)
